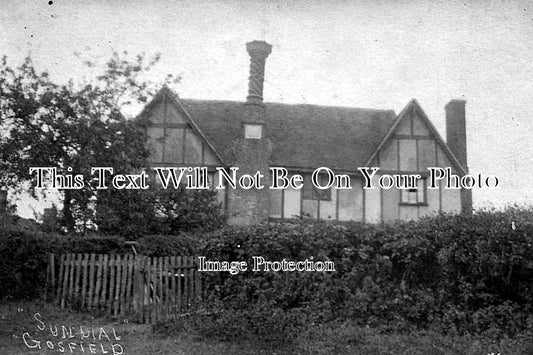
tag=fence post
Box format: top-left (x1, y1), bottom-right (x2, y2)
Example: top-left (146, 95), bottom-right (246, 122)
top-left (44, 253), bottom-right (55, 301)
top-left (195, 256), bottom-right (202, 306)
top-left (132, 255), bottom-right (143, 323)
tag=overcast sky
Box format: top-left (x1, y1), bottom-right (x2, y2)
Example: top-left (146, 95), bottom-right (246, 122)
top-left (2, 0), bottom-right (532, 217)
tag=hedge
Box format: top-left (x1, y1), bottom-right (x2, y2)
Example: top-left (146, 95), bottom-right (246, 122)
top-left (2, 206), bottom-right (532, 338)
top-left (192, 207), bottom-right (533, 339)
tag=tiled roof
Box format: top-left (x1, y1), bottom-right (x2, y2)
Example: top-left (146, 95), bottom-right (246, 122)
top-left (179, 98), bottom-right (396, 172)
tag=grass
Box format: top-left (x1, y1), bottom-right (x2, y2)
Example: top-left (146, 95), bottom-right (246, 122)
top-left (1, 300), bottom-right (531, 355)
top-left (295, 322), bottom-right (533, 355)
top-left (0, 299), bottom-right (285, 355)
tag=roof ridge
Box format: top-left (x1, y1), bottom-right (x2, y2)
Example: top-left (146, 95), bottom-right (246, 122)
top-left (179, 98), bottom-right (394, 113)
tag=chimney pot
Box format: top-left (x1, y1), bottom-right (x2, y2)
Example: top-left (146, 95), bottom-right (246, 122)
top-left (246, 40), bottom-right (272, 60)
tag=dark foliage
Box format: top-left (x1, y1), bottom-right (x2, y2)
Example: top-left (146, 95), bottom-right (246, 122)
top-left (2, 206), bottom-right (532, 342)
top-left (0, 53), bottom-right (178, 232)
top-left (190, 206), bottom-right (533, 341)
top-left (95, 187), bottom-right (226, 237)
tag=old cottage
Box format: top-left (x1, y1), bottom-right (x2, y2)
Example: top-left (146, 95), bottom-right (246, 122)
top-left (139, 40), bottom-right (472, 225)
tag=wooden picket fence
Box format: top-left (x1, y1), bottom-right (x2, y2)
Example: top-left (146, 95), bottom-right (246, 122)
top-left (46, 253), bottom-right (202, 324)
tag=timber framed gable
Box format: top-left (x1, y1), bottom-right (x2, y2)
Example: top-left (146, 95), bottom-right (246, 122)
top-left (139, 86), bottom-right (224, 168)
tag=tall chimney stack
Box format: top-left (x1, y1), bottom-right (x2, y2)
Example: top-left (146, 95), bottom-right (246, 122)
top-left (242, 41), bottom-right (272, 139)
top-left (445, 99), bottom-right (472, 213)
top-left (246, 40), bottom-right (272, 106)
top-left (242, 41), bottom-right (272, 137)
top-left (227, 41), bottom-right (272, 225)
top-left (445, 99), bottom-right (467, 168)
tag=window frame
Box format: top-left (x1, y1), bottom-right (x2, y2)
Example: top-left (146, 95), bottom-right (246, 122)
top-left (302, 174), bottom-right (332, 201)
top-left (399, 177), bottom-right (428, 206)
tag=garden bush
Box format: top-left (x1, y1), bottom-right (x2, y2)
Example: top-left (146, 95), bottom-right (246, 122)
top-left (2, 206), bottom-right (532, 339)
top-left (192, 206), bottom-right (533, 339)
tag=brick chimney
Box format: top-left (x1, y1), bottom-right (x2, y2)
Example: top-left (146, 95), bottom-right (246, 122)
top-left (445, 99), bottom-right (472, 213)
top-left (243, 40), bottom-right (272, 138)
top-left (227, 41), bottom-right (273, 225)
top-left (246, 40), bottom-right (271, 102)
top-left (445, 100), bottom-right (467, 168)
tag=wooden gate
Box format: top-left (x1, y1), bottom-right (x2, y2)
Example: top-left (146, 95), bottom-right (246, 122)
top-left (47, 253), bottom-right (201, 324)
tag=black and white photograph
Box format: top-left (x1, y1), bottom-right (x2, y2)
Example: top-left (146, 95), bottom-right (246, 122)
top-left (1, 1), bottom-right (532, 354)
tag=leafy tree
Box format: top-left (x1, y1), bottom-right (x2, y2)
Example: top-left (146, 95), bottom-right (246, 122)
top-left (95, 186), bottom-right (226, 237)
top-left (0, 52), bottom-right (225, 234)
